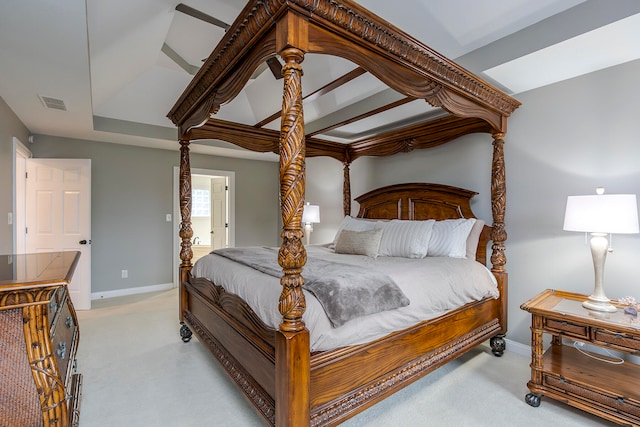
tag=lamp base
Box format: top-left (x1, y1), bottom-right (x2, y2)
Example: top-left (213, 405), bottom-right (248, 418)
top-left (582, 295), bottom-right (617, 313)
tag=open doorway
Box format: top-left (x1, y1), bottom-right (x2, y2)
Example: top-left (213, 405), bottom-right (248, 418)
top-left (172, 167), bottom-right (235, 287)
top-left (191, 174), bottom-right (228, 261)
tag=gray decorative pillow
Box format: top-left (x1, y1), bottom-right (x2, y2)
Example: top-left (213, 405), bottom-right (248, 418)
top-left (334, 228), bottom-right (383, 258)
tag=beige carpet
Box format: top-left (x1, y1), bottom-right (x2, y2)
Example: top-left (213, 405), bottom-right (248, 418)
top-left (76, 289), bottom-right (613, 426)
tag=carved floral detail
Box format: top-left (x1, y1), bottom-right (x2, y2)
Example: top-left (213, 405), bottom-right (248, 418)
top-left (185, 312), bottom-right (276, 425)
top-left (490, 134), bottom-right (507, 271)
top-left (168, 0), bottom-right (520, 131)
top-left (278, 48), bottom-right (308, 333)
top-left (310, 320), bottom-right (501, 426)
top-left (179, 140), bottom-right (193, 268)
top-left (343, 162), bottom-right (351, 216)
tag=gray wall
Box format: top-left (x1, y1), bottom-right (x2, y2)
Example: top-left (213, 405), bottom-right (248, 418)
top-left (309, 58), bottom-right (640, 346)
top-left (0, 97), bottom-right (30, 253)
top-left (305, 155), bottom-right (376, 244)
top-left (28, 136), bottom-right (280, 294)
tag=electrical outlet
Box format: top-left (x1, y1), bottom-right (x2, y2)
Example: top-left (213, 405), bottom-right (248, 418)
top-left (121, 269), bottom-right (128, 279)
top-left (166, 213), bottom-right (172, 222)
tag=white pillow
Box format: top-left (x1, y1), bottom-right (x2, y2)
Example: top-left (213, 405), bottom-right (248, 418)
top-left (331, 216), bottom-right (381, 248)
top-left (428, 218), bottom-right (477, 258)
top-left (377, 219), bottom-right (435, 258)
top-left (334, 228), bottom-right (383, 258)
top-left (465, 219), bottom-right (485, 260)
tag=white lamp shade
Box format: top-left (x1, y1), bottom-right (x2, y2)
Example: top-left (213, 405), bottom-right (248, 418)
top-left (563, 194), bottom-right (639, 234)
top-left (302, 204), bottom-right (320, 224)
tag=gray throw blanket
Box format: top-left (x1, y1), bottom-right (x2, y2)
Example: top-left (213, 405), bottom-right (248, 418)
top-left (212, 247), bottom-right (410, 327)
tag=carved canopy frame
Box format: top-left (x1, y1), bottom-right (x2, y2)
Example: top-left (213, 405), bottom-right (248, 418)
top-left (167, 2), bottom-right (519, 424)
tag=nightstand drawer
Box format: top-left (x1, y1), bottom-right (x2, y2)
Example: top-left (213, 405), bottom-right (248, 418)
top-left (595, 329), bottom-right (640, 352)
top-left (544, 373), bottom-right (640, 420)
top-left (545, 318), bottom-right (589, 339)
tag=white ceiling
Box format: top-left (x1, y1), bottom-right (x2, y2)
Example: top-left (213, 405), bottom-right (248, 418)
top-left (1, 0), bottom-right (639, 160)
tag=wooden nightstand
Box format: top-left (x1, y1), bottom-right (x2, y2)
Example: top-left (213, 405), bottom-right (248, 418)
top-left (0, 251), bottom-right (82, 427)
top-left (521, 289), bottom-right (640, 425)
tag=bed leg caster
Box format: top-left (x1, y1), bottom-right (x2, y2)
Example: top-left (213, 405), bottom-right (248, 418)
top-left (525, 392), bottom-right (541, 407)
top-left (180, 323), bottom-right (193, 343)
top-left (490, 335), bottom-right (506, 357)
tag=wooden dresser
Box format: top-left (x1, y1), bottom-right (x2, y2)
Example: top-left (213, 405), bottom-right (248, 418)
top-left (0, 251), bottom-right (82, 427)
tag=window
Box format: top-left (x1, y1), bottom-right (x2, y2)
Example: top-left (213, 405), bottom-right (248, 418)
top-left (192, 189), bottom-right (210, 217)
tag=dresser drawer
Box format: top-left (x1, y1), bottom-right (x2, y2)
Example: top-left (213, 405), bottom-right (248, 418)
top-left (51, 293), bottom-right (78, 386)
top-left (594, 329), bottom-right (640, 352)
top-left (48, 287), bottom-right (64, 330)
top-left (544, 318), bottom-right (589, 339)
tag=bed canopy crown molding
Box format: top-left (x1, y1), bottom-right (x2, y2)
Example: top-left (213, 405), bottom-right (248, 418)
top-left (185, 115), bottom-right (493, 163)
top-left (168, 0), bottom-right (520, 137)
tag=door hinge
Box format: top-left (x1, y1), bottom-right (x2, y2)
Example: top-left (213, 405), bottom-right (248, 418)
top-left (25, 227), bottom-right (28, 234)
top-left (225, 223), bottom-right (229, 228)
top-left (225, 185), bottom-right (228, 191)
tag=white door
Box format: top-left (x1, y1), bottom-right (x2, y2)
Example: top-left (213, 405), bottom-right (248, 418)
top-left (211, 177), bottom-right (228, 249)
top-left (26, 159), bottom-right (91, 310)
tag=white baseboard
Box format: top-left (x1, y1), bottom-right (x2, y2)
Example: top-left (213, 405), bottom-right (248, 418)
top-left (91, 283), bottom-right (175, 300)
top-left (505, 338), bottom-right (531, 357)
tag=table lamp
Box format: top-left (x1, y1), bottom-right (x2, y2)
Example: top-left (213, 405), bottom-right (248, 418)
top-left (302, 202), bottom-right (320, 245)
top-left (563, 188), bottom-right (639, 312)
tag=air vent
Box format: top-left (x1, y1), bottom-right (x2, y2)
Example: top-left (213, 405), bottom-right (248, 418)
top-left (39, 95), bottom-right (67, 111)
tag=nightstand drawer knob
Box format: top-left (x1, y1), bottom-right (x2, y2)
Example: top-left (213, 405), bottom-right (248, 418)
top-left (65, 315), bottom-right (73, 328)
top-left (57, 341), bottom-right (67, 359)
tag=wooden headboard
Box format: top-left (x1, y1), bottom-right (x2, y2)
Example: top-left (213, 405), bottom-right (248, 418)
top-left (355, 183), bottom-right (492, 265)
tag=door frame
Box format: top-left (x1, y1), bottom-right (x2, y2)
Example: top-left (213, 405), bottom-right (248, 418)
top-left (13, 137), bottom-right (31, 254)
top-left (172, 167), bottom-right (235, 288)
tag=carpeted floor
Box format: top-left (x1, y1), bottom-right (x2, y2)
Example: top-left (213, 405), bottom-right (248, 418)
top-left (76, 289), bottom-right (613, 426)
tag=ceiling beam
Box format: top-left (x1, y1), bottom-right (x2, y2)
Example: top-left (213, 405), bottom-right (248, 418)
top-left (254, 67), bottom-right (367, 128)
top-left (161, 43), bottom-right (199, 75)
top-left (306, 96), bottom-right (415, 138)
top-left (175, 3), bottom-right (230, 30)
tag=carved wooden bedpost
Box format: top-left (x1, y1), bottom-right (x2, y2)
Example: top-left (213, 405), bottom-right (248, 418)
top-left (178, 138), bottom-right (193, 324)
top-left (343, 161), bottom-right (351, 216)
top-left (276, 40), bottom-right (311, 426)
top-left (490, 132), bottom-right (508, 346)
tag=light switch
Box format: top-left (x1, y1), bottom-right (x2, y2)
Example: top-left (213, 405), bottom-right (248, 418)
top-left (7, 212), bottom-right (12, 225)
top-left (166, 214), bottom-right (172, 222)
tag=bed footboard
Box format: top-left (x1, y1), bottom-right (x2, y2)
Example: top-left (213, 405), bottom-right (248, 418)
top-left (308, 296), bottom-right (503, 426)
top-left (182, 275), bottom-right (278, 425)
top-left (180, 272), bottom-right (505, 427)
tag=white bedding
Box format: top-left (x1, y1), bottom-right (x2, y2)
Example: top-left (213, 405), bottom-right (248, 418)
top-left (191, 245), bottom-right (499, 351)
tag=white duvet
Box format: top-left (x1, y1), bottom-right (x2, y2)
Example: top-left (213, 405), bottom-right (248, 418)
top-left (192, 245), bottom-right (499, 351)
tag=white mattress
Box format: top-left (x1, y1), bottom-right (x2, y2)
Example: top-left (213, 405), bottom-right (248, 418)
top-left (192, 245), bottom-right (499, 351)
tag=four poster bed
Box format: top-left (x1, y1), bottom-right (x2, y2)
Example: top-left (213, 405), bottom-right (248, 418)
top-left (167, 1), bottom-right (520, 426)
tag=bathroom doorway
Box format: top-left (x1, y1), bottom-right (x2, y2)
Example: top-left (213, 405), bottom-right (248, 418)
top-left (173, 167), bottom-right (235, 287)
